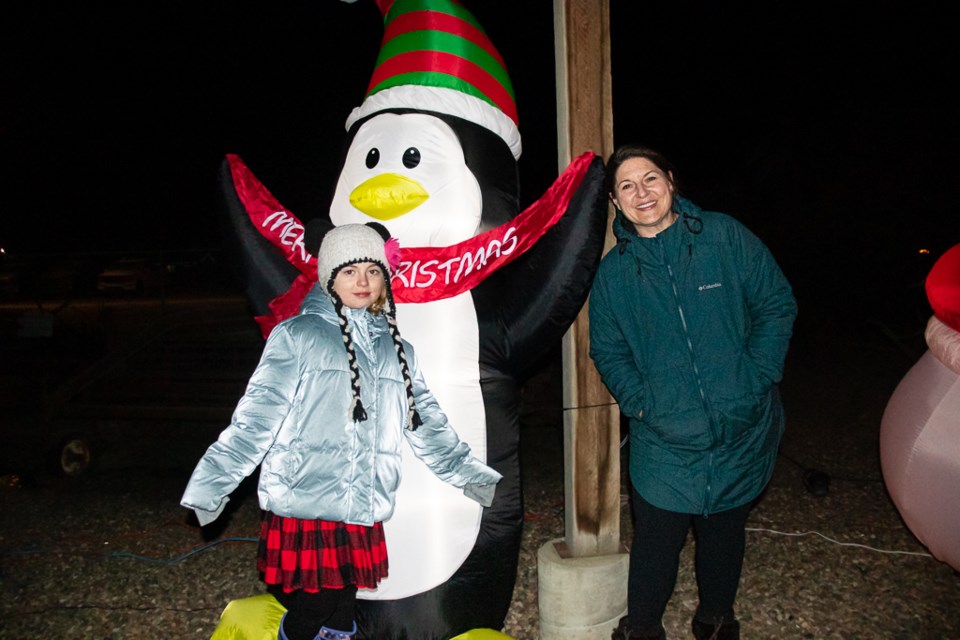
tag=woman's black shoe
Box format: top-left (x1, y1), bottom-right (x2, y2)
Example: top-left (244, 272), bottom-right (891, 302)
top-left (611, 616), bottom-right (667, 640)
top-left (691, 616), bottom-right (740, 640)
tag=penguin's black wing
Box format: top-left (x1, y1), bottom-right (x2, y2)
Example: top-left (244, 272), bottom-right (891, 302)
top-left (218, 156), bottom-right (302, 319)
top-left (474, 154), bottom-right (607, 380)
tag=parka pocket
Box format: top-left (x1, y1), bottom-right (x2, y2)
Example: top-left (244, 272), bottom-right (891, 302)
top-left (707, 352), bottom-right (767, 444)
top-left (640, 363), bottom-right (712, 449)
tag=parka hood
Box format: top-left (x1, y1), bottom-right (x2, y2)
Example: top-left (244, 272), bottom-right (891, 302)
top-left (298, 283), bottom-right (388, 337)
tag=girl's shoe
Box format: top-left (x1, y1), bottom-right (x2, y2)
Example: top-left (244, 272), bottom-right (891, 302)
top-left (278, 613), bottom-right (291, 640)
top-left (316, 621), bottom-right (357, 640)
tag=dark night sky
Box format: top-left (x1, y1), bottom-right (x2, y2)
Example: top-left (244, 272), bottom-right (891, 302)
top-left (2, 1), bottom-right (958, 318)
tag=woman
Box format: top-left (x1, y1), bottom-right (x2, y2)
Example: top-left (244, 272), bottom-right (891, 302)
top-left (181, 222), bottom-right (502, 640)
top-left (589, 144), bottom-right (797, 640)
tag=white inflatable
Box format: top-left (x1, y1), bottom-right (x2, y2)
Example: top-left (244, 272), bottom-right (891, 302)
top-left (880, 244), bottom-right (960, 571)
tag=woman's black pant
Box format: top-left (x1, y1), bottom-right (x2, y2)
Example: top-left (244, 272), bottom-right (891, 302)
top-left (627, 487), bottom-right (752, 635)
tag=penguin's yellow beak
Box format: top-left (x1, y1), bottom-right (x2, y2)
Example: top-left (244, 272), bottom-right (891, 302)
top-left (349, 173), bottom-right (429, 221)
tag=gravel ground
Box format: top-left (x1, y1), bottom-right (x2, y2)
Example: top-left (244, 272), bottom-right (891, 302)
top-left (2, 299), bottom-right (959, 639)
top-left (2, 418), bottom-right (958, 638)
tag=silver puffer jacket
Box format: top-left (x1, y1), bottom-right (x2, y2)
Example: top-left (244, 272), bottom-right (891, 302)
top-left (181, 285), bottom-right (502, 526)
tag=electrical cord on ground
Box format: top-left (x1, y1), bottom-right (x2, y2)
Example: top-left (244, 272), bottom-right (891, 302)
top-left (609, 501), bottom-right (936, 560)
top-left (7, 603), bottom-right (226, 618)
top-left (3, 536), bottom-right (258, 564)
top-left (109, 536), bottom-right (258, 564)
top-left (3, 537), bottom-right (259, 619)
top-left (744, 527), bottom-right (933, 558)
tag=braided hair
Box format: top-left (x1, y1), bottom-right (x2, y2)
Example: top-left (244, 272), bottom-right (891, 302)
top-left (381, 276), bottom-right (423, 430)
top-left (307, 219), bottom-right (422, 431)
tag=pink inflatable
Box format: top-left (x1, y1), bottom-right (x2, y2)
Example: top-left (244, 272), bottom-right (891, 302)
top-left (880, 245), bottom-right (960, 571)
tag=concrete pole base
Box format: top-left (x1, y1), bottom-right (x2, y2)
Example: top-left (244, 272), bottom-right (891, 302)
top-left (537, 538), bottom-right (629, 640)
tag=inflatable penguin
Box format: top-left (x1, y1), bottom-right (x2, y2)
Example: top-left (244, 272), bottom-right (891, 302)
top-left (218, 0), bottom-right (607, 637)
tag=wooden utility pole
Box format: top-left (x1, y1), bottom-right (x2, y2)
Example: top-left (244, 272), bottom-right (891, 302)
top-left (538, 6), bottom-right (628, 636)
top-left (553, 0), bottom-right (620, 557)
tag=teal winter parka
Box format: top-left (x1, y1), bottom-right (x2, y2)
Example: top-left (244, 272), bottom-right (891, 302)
top-left (181, 285), bottom-right (502, 526)
top-left (589, 196), bottom-right (797, 515)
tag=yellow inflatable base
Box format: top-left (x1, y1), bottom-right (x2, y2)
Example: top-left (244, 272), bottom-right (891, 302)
top-left (450, 630), bottom-right (514, 640)
top-left (208, 593), bottom-right (514, 640)
top-left (211, 594), bottom-right (286, 640)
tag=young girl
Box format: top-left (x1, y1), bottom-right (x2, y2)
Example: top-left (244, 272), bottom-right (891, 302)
top-left (181, 222), bottom-right (502, 640)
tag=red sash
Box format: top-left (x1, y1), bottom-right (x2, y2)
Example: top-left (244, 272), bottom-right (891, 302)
top-left (226, 151), bottom-right (596, 336)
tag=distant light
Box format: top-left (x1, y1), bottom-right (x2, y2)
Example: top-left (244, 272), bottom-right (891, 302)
top-left (918, 248), bottom-right (931, 255)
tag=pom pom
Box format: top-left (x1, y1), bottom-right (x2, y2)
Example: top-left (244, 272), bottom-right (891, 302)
top-left (384, 237), bottom-right (401, 272)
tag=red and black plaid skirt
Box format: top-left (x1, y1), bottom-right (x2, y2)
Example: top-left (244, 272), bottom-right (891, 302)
top-left (257, 512), bottom-right (389, 592)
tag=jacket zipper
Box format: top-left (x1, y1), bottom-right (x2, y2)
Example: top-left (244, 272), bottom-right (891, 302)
top-left (363, 314), bottom-right (379, 526)
top-left (659, 236), bottom-right (717, 516)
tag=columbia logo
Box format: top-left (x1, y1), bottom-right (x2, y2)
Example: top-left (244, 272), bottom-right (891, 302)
top-left (698, 282), bottom-right (722, 291)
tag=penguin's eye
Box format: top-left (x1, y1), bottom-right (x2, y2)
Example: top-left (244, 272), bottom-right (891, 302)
top-left (365, 148), bottom-right (380, 169)
top-left (402, 147), bottom-right (421, 169)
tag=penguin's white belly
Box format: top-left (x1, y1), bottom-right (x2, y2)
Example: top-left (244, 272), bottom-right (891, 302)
top-left (359, 293), bottom-right (486, 600)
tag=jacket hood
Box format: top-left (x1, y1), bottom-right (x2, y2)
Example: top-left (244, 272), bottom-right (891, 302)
top-left (299, 284), bottom-right (337, 318)
top-left (298, 283), bottom-right (388, 336)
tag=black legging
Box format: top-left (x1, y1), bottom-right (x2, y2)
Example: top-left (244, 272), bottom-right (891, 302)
top-left (627, 487), bottom-right (752, 635)
top-left (269, 584), bottom-right (357, 640)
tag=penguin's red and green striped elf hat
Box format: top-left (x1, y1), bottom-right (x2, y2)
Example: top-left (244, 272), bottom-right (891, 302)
top-left (345, 0), bottom-right (522, 159)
